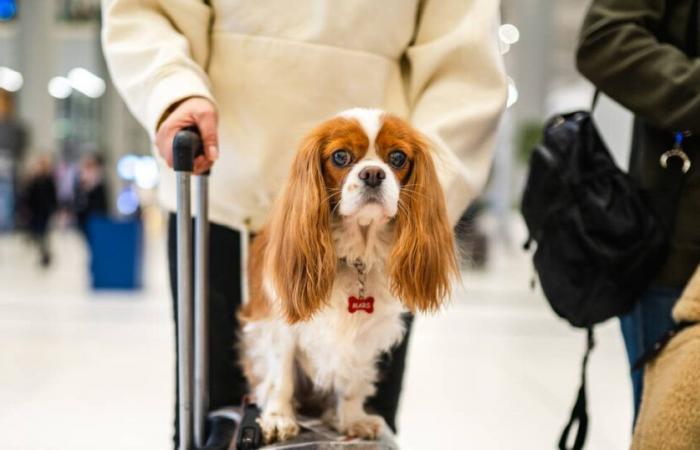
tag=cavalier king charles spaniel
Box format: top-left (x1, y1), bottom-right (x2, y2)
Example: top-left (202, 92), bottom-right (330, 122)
top-left (239, 108), bottom-right (458, 443)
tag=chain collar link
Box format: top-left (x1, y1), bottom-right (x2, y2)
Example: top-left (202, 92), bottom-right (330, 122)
top-left (352, 258), bottom-right (367, 299)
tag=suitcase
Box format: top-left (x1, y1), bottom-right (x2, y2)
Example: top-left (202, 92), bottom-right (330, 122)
top-left (172, 129), bottom-right (399, 450)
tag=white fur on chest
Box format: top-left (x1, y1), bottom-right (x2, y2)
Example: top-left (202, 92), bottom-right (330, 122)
top-left (295, 219), bottom-right (406, 391)
top-left (295, 271), bottom-right (406, 391)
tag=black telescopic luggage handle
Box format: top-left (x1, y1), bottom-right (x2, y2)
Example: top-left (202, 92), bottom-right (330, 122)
top-left (173, 126), bottom-right (210, 450)
top-left (174, 127), bottom-right (209, 175)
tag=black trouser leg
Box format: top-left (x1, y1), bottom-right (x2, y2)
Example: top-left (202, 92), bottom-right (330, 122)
top-left (32, 230), bottom-right (51, 267)
top-left (168, 215), bottom-right (248, 448)
top-left (366, 313), bottom-right (414, 433)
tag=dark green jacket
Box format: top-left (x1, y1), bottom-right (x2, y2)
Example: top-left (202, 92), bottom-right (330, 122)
top-left (577, 0), bottom-right (700, 288)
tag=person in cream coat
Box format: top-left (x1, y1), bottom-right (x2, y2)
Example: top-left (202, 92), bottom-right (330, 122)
top-left (102, 0), bottom-right (507, 447)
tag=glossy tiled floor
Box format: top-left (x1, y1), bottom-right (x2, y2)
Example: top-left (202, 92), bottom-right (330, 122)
top-left (0, 226), bottom-right (632, 450)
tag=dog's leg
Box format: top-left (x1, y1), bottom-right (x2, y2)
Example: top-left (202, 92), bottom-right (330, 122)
top-left (256, 325), bottom-right (299, 443)
top-left (335, 371), bottom-right (386, 440)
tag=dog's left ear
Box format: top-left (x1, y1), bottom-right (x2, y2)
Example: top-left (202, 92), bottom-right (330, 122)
top-left (265, 128), bottom-right (336, 323)
top-left (388, 135), bottom-right (458, 312)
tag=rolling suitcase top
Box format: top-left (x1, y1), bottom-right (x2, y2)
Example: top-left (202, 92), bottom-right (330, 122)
top-left (245, 418), bottom-right (398, 450)
top-left (211, 407), bottom-right (398, 450)
top-left (173, 129), bottom-right (398, 450)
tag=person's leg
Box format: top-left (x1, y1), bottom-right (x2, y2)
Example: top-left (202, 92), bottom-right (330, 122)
top-left (206, 222), bottom-right (249, 410)
top-left (638, 286), bottom-right (681, 352)
top-left (620, 305), bottom-right (645, 422)
top-left (620, 286), bottom-right (681, 426)
top-left (168, 214), bottom-right (248, 448)
top-left (38, 229), bottom-right (51, 267)
top-left (29, 223), bottom-right (51, 267)
top-left (365, 313), bottom-right (414, 433)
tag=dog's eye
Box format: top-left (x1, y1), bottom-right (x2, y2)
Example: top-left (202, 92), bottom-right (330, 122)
top-left (388, 150), bottom-right (407, 169)
top-left (331, 149), bottom-right (351, 168)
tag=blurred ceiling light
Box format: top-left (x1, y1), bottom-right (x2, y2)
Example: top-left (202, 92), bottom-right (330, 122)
top-left (117, 154), bottom-right (139, 181)
top-left (499, 40), bottom-right (511, 55)
top-left (117, 187), bottom-right (140, 216)
top-left (67, 67), bottom-right (106, 98)
top-left (0, 66), bottom-right (23, 92)
top-left (118, 154), bottom-right (160, 189)
top-left (499, 24), bottom-right (520, 45)
top-left (48, 76), bottom-right (72, 99)
top-left (506, 77), bottom-right (519, 108)
top-left (134, 156), bottom-right (159, 189)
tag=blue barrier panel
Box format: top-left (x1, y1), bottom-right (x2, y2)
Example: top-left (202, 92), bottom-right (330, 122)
top-left (86, 215), bottom-right (143, 290)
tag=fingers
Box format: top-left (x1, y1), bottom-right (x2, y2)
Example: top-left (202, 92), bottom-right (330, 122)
top-left (193, 107), bottom-right (219, 163)
top-left (193, 155), bottom-right (213, 175)
top-left (154, 97), bottom-right (219, 174)
top-left (204, 144), bottom-right (219, 162)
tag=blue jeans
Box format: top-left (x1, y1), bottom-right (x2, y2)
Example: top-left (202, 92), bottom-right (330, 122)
top-left (619, 286), bottom-right (681, 423)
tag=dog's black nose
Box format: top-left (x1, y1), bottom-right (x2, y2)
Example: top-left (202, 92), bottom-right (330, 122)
top-left (358, 166), bottom-right (385, 188)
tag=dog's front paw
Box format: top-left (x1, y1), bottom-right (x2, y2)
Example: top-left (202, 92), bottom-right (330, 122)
top-left (339, 413), bottom-right (385, 440)
top-left (257, 411), bottom-right (300, 443)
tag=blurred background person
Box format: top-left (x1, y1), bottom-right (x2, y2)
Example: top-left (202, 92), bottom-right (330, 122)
top-left (74, 152), bottom-right (108, 237)
top-left (20, 154), bottom-right (57, 267)
top-left (0, 88), bottom-right (27, 231)
top-left (577, 0), bottom-right (700, 425)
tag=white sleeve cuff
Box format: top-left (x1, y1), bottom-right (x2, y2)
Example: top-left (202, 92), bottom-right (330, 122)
top-left (145, 69), bottom-right (216, 138)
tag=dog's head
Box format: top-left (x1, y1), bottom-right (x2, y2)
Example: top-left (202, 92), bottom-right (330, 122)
top-left (265, 108), bottom-right (457, 323)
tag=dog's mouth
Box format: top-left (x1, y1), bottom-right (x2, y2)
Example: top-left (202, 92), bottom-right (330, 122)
top-left (338, 178), bottom-right (399, 221)
top-left (360, 188), bottom-right (386, 205)
top-left (352, 194), bottom-right (397, 226)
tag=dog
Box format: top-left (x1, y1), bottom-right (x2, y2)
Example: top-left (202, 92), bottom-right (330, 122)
top-left (239, 108), bottom-right (458, 443)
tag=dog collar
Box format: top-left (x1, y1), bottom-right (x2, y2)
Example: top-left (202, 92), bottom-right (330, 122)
top-left (343, 258), bottom-right (374, 314)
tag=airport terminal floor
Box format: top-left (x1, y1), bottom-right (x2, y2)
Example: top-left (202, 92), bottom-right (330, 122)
top-left (0, 219), bottom-right (632, 450)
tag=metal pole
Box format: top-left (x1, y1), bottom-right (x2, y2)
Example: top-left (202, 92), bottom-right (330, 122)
top-left (176, 172), bottom-right (193, 450)
top-left (193, 174), bottom-right (209, 449)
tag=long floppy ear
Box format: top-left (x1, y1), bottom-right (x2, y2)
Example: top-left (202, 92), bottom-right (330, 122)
top-left (264, 129), bottom-right (335, 323)
top-left (388, 136), bottom-right (458, 312)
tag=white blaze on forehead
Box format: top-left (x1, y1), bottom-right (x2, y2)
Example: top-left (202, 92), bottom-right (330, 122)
top-left (337, 108), bottom-right (384, 153)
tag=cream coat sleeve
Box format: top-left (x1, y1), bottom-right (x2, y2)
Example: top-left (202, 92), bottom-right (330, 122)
top-left (407, 0), bottom-right (507, 225)
top-left (101, 0), bottom-right (215, 137)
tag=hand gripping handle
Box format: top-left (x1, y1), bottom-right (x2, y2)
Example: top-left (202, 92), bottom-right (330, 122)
top-left (173, 126), bottom-right (203, 173)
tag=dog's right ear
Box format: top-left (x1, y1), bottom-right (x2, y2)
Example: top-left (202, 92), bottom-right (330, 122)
top-left (264, 127), bottom-right (336, 323)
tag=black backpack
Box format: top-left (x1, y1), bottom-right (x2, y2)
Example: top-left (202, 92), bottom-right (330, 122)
top-left (521, 111), bottom-right (668, 329)
top-left (520, 109), bottom-right (687, 450)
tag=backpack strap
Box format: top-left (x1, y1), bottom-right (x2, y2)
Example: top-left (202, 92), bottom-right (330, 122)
top-left (558, 327), bottom-right (595, 450)
top-left (590, 90), bottom-right (600, 112)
